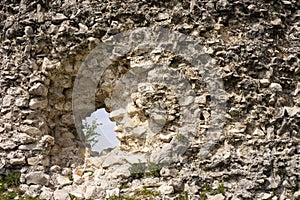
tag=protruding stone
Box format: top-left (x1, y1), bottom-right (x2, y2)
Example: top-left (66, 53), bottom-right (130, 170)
top-left (259, 79), bottom-right (270, 87)
top-left (158, 185), bottom-right (174, 195)
top-left (53, 189), bottom-right (71, 200)
top-left (55, 174), bottom-right (73, 186)
top-left (25, 172), bottom-right (50, 185)
top-left (0, 140), bottom-right (17, 150)
top-left (271, 18), bottom-right (282, 26)
top-left (208, 194), bottom-right (225, 200)
top-left (106, 188), bottom-right (120, 198)
top-left (10, 157), bottom-right (26, 165)
top-left (109, 109), bottom-right (126, 121)
top-left (29, 83), bottom-right (48, 97)
top-left (40, 187), bottom-right (54, 200)
top-left (2, 95), bottom-right (14, 107)
top-left (15, 97), bottom-right (29, 107)
top-left (29, 98), bottom-right (48, 109)
top-left (52, 13), bottom-right (68, 22)
top-left (24, 26), bottom-right (33, 37)
top-left (269, 83), bottom-right (282, 92)
top-left (20, 125), bottom-right (41, 135)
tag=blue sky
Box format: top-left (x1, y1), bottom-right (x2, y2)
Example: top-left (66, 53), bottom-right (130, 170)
top-left (83, 108), bottom-right (119, 152)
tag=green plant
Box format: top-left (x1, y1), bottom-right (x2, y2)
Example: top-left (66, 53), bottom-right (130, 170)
top-left (134, 186), bottom-right (160, 198)
top-left (0, 189), bottom-right (40, 200)
top-left (82, 119), bottom-right (102, 147)
top-left (145, 160), bottom-right (163, 177)
top-left (176, 134), bottom-right (189, 143)
top-left (5, 172), bottom-right (21, 187)
top-left (277, 167), bottom-right (287, 176)
top-left (129, 160), bottom-right (146, 179)
top-left (69, 194), bottom-right (77, 200)
top-left (129, 159), bottom-right (163, 179)
top-left (108, 195), bottom-right (135, 200)
top-left (108, 187), bottom-right (159, 200)
top-left (210, 182), bottom-right (225, 195)
top-left (68, 174), bottom-right (74, 181)
top-left (0, 172), bottom-right (40, 200)
top-left (120, 183), bottom-right (130, 190)
top-left (177, 191), bottom-right (189, 200)
top-left (200, 186), bottom-right (207, 200)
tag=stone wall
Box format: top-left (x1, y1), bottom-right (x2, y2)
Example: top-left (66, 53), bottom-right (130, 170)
top-left (0, 0), bottom-right (299, 199)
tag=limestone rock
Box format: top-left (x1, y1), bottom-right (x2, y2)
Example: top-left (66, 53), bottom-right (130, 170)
top-left (29, 83), bottom-right (48, 97)
top-left (40, 187), bottom-right (54, 200)
top-left (208, 194), bottom-right (225, 200)
top-left (53, 189), bottom-right (71, 200)
top-left (55, 174), bottom-right (73, 187)
top-left (106, 188), bottom-right (120, 198)
top-left (271, 18), bottom-right (282, 26)
top-left (269, 83), bottom-right (282, 92)
top-left (20, 125), bottom-right (41, 135)
top-left (29, 98), bottom-right (48, 109)
top-left (158, 184), bottom-right (174, 195)
top-left (26, 172), bottom-right (50, 185)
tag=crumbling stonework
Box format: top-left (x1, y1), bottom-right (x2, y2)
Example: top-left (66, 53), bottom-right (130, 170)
top-left (0, 0), bottom-right (299, 199)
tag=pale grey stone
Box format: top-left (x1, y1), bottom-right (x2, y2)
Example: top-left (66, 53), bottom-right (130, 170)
top-left (2, 95), bottom-right (14, 107)
top-left (24, 26), bottom-right (33, 37)
top-left (0, 140), bottom-right (17, 150)
top-left (208, 194), bottom-right (225, 200)
top-left (106, 188), bottom-right (120, 198)
top-left (25, 185), bottom-right (42, 198)
top-left (55, 174), bottom-right (73, 187)
top-left (53, 189), bottom-right (71, 200)
top-left (39, 186), bottom-right (53, 200)
top-left (20, 125), bottom-right (41, 135)
top-left (29, 83), bottom-right (48, 97)
top-left (26, 172), bottom-right (50, 185)
top-left (269, 83), bottom-right (282, 92)
top-left (110, 163), bottom-right (131, 178)
top-left (158, 184), bottom-right (174, 195)
top-left (10, 157), bottom-right (26, 165)
top-left (84, 185), bottom-right (96, 199)
top-left (15, 97), bottom-right (29, 107)
top-left (294, 190), bottom-right (300, 199)
top-left (271, 18), bottom-right (282, 26)
top-left (109, 109), bottom-right (126, 121)
top-left (131, 126), bottom-right (146, 137)
top-left (259, 79), bottom-right (270, 87)
top-left (157, 13), bottom-right (170, 21)
top-left (50, 165), bottom-right (61, 172)
top-left (29, 98), bottom-right (48, 109)
top-left (52, 13), bottom-right (68, 22)
top-left (160, 167), bottom-right (177, 177)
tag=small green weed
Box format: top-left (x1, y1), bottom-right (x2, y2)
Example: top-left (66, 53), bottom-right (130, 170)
top-left (145, 160), bottom-right (163, 177)
top-left (108, 195), bottom-right (135, 200)
top-left (128, 160), bottom-right (146, 179)
top-left (68, 174), bottom-right (74, 181)
top-left (120, 183), bottom-right (130, 190)
top-left (277, 167), bottom-right (287, 176)
top-left (176, 134), bottom-right (189, 143)
top-left (134, 186), bottom-right (160, 197)
top-left (177, 191), bottom-right (189, 200)
top-left (200, 186), bottom-right (207, 200)
top-left (129, 159), bottom-right (163, 179)
top-left (1, 172), bottom-right (21, 187)
top-left (210, 182), bottom-right (225, 195)
top-left (0, 172), bottom-right (40, 200)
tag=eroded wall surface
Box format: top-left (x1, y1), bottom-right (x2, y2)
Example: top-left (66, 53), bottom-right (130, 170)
top-left (0, 0), bottom-right (299, 199)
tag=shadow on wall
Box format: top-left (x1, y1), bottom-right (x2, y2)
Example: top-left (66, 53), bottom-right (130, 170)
top-left (82, 108), bottom-right (119, 153)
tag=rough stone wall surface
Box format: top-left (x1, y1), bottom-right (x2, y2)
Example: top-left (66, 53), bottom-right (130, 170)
top-left (0, 0), bottom-right (299, 199)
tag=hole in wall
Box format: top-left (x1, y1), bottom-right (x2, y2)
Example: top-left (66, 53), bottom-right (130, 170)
top-left (82, 108), bottom-right (119, 154)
